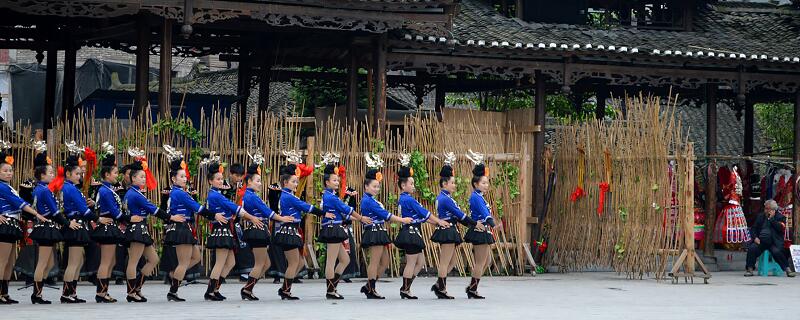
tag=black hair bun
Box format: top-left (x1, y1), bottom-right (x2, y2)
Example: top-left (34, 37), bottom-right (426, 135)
top-left (439, 165), bottom-right (453, 178)
top-left (472, 164), bottom-right (486, 177)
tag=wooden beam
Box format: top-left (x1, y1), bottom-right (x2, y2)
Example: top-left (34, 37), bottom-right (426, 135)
top-left (158, 17), bottom-right (172, 119)
top-left (134, 15), bottom-right (150, 118)
top-left (43, 46), bottom-right (57, 135)
top-left (703, 84), bottom-right (718, 256)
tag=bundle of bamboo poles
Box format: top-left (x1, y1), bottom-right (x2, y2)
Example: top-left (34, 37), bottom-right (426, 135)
top-left (0, 106), bottom-right (528, 277)
top-left (543, 94), bottom-right (692, 279)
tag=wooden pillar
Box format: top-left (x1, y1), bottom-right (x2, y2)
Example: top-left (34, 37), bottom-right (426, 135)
top-left (595, 85), bottom-right (608, 120)
top-left (134, 15), bottom-right (151, 118)
top-left (794, 90), bottom-right (800, 244)
top-left (158, 18), bottom-right (172, 118)
top-left (61, 45), bottom-right (77, 119)
top-left (371, 34), bottom-right (387, 138)
top-left (43, 47), bottom-right (57, 135)
top-left (346, 49), bottom-right (358, 121)
top-left (237, 47), bottom-right (251, 142)
top-left (743, 97), bottom-right (754, 213)
top-left (257, 51), bottom-right (272, 113)
top-left (703, 84), bottom-right (718, 256)
top-left (531, 70), bottom-right (546, 246)
top-left (434, 82), bottom-right (445, 122)
top-left (516, 0), bottom-right (525, 19)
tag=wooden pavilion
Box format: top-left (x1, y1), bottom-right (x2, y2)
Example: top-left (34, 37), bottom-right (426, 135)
top-left (1, 0), bottom-right (799, 254)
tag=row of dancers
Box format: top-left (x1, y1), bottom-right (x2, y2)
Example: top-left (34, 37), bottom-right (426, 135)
top-left (0, 140), bottom-right (499, 304)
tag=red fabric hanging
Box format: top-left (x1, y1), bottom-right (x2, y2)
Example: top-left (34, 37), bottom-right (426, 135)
top-left (597, 182), bottom-right (610, 216)
top-left (48, 166), bottom-right (65, 192)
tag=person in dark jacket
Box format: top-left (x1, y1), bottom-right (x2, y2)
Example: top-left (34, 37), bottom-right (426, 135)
top-left (744, 200), bottom-right (795, 277)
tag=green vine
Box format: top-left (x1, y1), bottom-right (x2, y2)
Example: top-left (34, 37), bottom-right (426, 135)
top-left (409, 150), bottom-right (435, 203)
top-left (147, 118), bottom-right (207, 178)
top-left (370, 139), bottom-right (385, 153)
top-left (493, 163), bottom-right (520, 200)
top-left (453, 175), bottom-right (469, 210)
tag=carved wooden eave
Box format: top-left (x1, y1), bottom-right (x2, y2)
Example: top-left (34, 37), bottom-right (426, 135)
top-left (0, 0), bottom-right (456, 33)
top-left (386, 51), bottom-right (800, 95)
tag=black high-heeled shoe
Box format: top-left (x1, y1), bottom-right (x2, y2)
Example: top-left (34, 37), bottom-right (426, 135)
top-left (326, 292), bottom-right (344, 300)
top-left (126, 294), bottom-right (146, 303)
top-left (360, 287), bottom-right (384, 299)
top-left (400, 291), bottom-right (418, 299)
top-left (214, 291), bottom-right (226, 300)
top-left (31, 294), bottom-right (52, 304)
top-left (3, 295), bottom-right (18, 304)
top-left (60, 295), bottom-right (80, 304)
top-left (277, 288), bottom-right (299, 300)
top-left (431, 284), bottom-right (454, 299)
top-left (95, 294), bottom-right (117, 303)
top-left (204, 292), bottom-right (223, 301)
top-left (240, 289), bottom-right (259, 301)
top-left (167, 292), bottom-right (185, 302)
top-left (466, 288), bottom-right (485, 299)
top-left (71, 295), bottom-right (86, 303)
top-left (0, 296), bottom-right (10, 305)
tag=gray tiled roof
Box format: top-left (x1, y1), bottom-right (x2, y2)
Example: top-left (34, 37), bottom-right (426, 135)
top-left (400, 0), bottom-right (800, 64)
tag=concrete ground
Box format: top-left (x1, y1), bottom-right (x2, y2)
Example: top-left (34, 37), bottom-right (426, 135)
top-left (3, 272), bottom-right (798, 320)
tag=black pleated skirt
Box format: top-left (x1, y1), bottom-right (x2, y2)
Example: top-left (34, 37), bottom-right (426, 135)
top-left (0, 217), bottom-right (23, 243)
top-left (243, 223), bottom-right (271, 248)
top-left (272, 223), bottom-right (303, 251)
top-left (164, 222), bottom-right (197, 245)
top-left (431, 224), bottom-right (463, 245)
top-left (318, 224), bottom-right (348, 243)
top-left (61, 219), bottom-right (92, 247)
top-left (361, 224), bottom-right (391, 248)
top-left (29, 220), bottom-right (63, 246)
top-left (464, 226), bottom-right (495, 245)
top-left (206, 223), bottom-right (236, 249)
top-left (394, 224), bottom-right (425, 254)
top-left (125, 221), bottom-right (154, 246)
top-left (90, 221), bottom-right (125, 245)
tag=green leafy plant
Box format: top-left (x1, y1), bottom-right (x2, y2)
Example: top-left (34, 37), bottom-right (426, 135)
top-left (370, 139), bottom-right (385, 153)
top-left (755, 102), bottom-right (794, 157)
top-left (409, 150), bottom-right (435, 202)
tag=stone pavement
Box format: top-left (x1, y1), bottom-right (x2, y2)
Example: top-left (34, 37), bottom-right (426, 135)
top-left (3, 272), bottom-right (798, 320)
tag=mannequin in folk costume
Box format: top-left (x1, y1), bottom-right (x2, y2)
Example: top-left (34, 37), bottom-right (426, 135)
top-left (431, 152), bottom-right (478, 299)
top-left (28, 141), bottom-right (73, 304)
top-left (393, 152), bottom-right (451, 299)
top-left (238, 150), bottom-right (294, 301)
top-left (317, 152), bottom-right (372, 299)
top-left (0, 140), bottom-right (49, 304)
top-left (464, 150), bottom-right (499, 299)
top-left (358, 152), bottom-right (413, 299)
top-left (772, 169), bottom-right (794, 246)
top-left (713, 165), bottom-right (751, 245)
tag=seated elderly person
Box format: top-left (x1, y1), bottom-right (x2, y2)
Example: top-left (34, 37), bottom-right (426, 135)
top-left (744, 200), bottom-right (795, 277)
